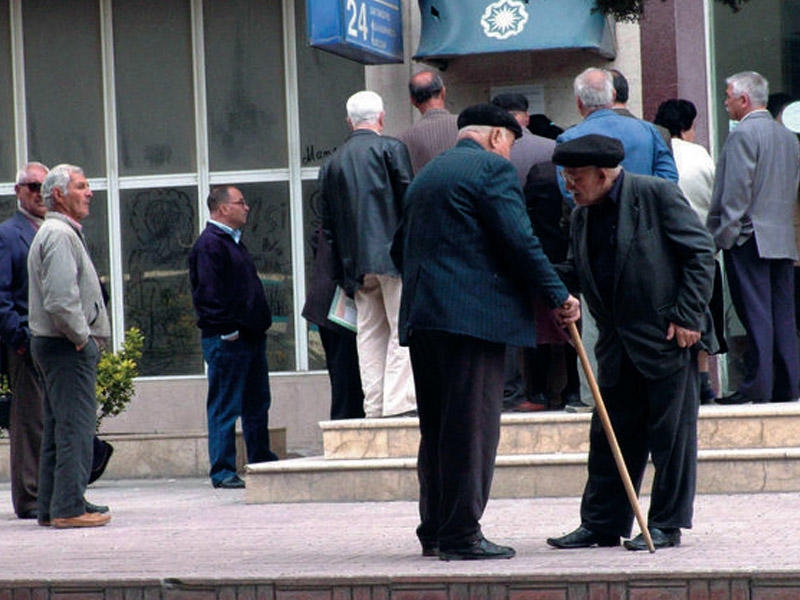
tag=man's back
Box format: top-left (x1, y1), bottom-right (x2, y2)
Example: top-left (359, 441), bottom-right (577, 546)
top-left (319, 128), bottom-right (413, 293)
top-left (396, 108), bottom-right (458, 174)
top-left (398, 139), bottom-right (566, 348)
top-left (558, 108), bottom-right (678, 181)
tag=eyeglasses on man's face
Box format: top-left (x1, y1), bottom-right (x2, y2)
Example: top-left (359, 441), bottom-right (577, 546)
top-left (228, 199), bottom-right (248, 207)
top-left (21, 182), bottom-right (42, 193)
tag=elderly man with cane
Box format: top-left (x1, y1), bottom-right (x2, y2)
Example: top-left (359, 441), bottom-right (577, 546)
top-left (546, 134), bottom-right (715, 551)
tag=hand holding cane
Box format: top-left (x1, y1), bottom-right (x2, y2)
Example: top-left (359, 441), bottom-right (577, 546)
top-left (567, 321), bottom-right (656, 553)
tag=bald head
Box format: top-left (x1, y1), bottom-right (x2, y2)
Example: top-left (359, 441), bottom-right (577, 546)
top-left (409, 70), bottom-right (446, 114)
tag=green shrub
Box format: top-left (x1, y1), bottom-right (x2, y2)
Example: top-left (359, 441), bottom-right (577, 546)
top-left (96, 327), bottom-right (144, 430)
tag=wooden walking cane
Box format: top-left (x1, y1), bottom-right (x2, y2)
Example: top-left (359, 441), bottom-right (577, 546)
top-left (567, 321), bottom-right (656, 553)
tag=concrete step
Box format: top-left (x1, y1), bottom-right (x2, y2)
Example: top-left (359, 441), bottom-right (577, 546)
top-left (321, 403), bottom-right (800, 459)
top-left (0, 428), bottom-right (287, 481)
top-left (246, 446), bottom-right (800, 503)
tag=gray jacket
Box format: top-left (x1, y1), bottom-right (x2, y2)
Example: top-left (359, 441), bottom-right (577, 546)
top-left (27, 212), bottom-right (110, 346)
top-left (707, 110), bottom-right (800, 259)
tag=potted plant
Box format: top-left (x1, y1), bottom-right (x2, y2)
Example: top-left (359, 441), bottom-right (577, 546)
top-left (96, 327), bottom-right (144, 430)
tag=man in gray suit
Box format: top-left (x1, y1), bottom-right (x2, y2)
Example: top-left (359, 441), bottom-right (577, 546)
top-left (708, 71), bottom-right (800, 405)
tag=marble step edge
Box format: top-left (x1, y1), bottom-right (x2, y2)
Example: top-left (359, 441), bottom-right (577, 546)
top-left (247, 446), bottom-right (800, 475)
top-left (320, 402), bottom-right (800, 432)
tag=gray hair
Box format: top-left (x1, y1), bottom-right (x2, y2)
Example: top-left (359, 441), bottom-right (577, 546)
top-left (346, 91), bottom-right (384, 127)
top-left (15, 161), bottom-right (48, 184)
top-left (42, 164), bottom-right (83, 209)
top-left (574, 68), bottom-right (614, 110)
top-left (727, 71), bottom-right (769, 108)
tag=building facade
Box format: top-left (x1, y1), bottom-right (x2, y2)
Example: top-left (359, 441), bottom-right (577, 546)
top-left (1, 0), bottom-right (798, 454)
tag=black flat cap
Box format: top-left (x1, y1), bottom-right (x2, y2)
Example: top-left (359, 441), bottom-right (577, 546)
top-left (491, 92), bottom-right (529, 113)
top-left (552, 134), bottom-right (625, 168)
top-left (458, 103), bottom-right (523, 139)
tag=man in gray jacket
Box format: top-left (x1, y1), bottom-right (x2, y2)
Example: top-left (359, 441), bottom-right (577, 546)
top-left (28, 164), bottom-right (111, 529)
top-left (708, 71), bottom-right (800, 405)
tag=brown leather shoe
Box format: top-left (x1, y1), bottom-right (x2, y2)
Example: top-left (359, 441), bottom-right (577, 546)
top-left (52, 512), bottom-right (111, 529)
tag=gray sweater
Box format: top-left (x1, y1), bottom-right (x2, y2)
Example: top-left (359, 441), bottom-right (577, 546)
top-left (27, 212), bottom-right (110, 346)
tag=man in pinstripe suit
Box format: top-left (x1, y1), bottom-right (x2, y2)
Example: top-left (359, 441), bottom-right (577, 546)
top-left (394, 104), bottom-right (580, 561)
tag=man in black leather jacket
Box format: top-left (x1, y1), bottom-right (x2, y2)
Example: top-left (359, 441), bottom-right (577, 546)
top-left (319, 91), bottom-right (416, 419)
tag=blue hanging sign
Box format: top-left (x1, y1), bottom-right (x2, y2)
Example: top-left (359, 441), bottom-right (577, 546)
top-left (307, 0), bottom-right (404, 65)
top-left (415, 0), bottom-right (616, 61)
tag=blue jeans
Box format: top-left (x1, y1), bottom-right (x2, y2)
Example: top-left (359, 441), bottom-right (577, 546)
top-left (201, 335), bottom-right (277, 484)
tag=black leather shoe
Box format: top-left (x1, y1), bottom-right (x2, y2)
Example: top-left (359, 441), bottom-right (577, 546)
top-left (439, 537), bottom-right (515, 561)
top-left (715, 391), bottom-right (754, 405)
top-left (624, 527), bottom-right (681, 551)
top-left (18, 509), bottom-right (37, 520)
top-left (421, 543), bottom-right (438, 557)
top-left (85, 500), bottom-right (110, 514)
top-left (213, 475), bottom-right (245, 489)
top-left (547, 526), bottom-right (620, 549)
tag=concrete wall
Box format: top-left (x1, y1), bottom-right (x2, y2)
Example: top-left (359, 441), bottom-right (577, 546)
top-left (97, 372), bottom-right (331, 457)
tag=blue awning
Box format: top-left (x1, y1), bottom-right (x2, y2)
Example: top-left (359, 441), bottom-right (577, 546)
top-left (414, 0), bottom-right (616, 63)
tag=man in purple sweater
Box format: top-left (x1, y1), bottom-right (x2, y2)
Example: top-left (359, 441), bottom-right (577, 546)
top-left (189, 186), bottom-right (278, 489)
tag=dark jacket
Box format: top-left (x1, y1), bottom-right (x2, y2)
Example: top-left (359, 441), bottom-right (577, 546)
top-left (301, 225), bottom-right (351, 334)
top-left (394, 138), bottom-right (569, 347)
top-left (559, 171), bottom-right (715, 386)
top-left (319, 128), bottom-right (413, 296)
top-left (0, 211), bottom-right (36, 352)
top-left (188, 223), bottom-right (271, 340)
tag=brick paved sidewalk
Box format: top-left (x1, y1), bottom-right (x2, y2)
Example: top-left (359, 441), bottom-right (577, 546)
top-left (1, 477), bottom-right (797, 586)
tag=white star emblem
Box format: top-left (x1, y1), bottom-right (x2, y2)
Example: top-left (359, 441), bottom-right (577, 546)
top-left (480, 0), bottom-right (529, 40)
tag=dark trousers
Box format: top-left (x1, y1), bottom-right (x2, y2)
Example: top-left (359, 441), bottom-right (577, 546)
top-left (580, 350), bottom-right (698, 537)
top-left (724, 238), bottom-right (799, 401)
top-left (524, 343), bottom-right (580, 398)
top-left (319, 326), bottom-right (364, 420)
top-left (5, 346), bottom-right (44, 516)
top-left (201, 335), bottom-right (277, 484)
top-left (32, 337), bottom-right (99, 520)
top-left (409, 330), bottom-right (504, 549)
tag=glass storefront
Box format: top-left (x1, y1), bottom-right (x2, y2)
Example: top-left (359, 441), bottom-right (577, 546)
top-left (0, 0), bottom-right (364, 378)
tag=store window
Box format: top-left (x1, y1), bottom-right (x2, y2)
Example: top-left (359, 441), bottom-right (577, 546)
top-left (234, 181), bottom-right (295, 372)
top-left (0, 0), bottom-right (367, 378)
top-left (204, 0), bottom-right (288, 171)
top-left (0, 3), bottom-right (14, 179)
top-left (121, 186), bottom-right (201, 376)
top-left (23, 0), bottom-right (105, 177)
top-left (712, 0), bottom-right (800, 153)
top-left (114, 0), bottom-right (195, 176)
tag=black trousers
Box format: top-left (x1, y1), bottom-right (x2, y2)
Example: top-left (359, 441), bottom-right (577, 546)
top-left (580, 350), bottom-right (698, 537)
top-left (409, 330), bottom-right (504, 549)
top-left (319, 326), bottom-right (364, 420)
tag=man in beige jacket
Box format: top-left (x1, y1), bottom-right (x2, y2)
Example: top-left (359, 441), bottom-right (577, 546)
top-left (28, 164), bottom-right (111, 529)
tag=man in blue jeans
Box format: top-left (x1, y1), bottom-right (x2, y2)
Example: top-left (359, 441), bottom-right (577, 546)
top-left (189, 186), bottom-right (279, 489)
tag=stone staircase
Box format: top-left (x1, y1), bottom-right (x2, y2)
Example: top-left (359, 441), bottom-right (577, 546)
top-left (245, 403), bottom-right (800, 503)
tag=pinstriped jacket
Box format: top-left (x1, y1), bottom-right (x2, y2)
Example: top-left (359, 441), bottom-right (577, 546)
top-left (395, 138), bottom-right (569, 348)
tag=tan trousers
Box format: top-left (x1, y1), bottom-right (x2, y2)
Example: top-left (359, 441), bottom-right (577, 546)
top-left (354, 274), bottom-right (416, 417)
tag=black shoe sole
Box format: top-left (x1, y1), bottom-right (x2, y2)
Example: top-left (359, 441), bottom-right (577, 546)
top-left (546, 539), bottom-right (620, 549)
top-left (438, 549), bottom-right (515, 561)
